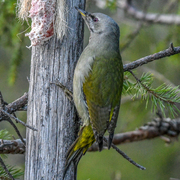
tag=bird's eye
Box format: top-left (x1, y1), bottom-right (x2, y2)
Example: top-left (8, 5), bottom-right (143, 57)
top-left (93, 17), bottom-right (99, 22)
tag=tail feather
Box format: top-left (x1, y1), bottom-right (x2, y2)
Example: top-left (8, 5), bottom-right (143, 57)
top-left (63, 125), bottom-right (95, 179)
top-left (108, 132), bottom-right (114, 149)
top-left (108, 105), bottom-right (120, 149)
top-left (97, 135), bottom-right (103, 151)
top-left (93, 130), bottom-right (104, 152)
top-left (63, 149), bottom-right (83, 179)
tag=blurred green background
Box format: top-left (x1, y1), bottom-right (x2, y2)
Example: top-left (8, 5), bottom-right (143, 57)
top-left (1, 0), bottom-right (180, 179)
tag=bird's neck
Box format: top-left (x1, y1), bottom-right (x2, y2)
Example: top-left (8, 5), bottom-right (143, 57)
top-left (88, 32), bottom-right (120, 55)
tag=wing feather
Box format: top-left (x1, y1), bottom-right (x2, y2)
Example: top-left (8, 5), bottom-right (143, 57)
top-left (83, 54), bottom-right (123, 150)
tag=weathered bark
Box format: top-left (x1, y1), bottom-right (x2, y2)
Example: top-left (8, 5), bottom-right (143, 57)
top-left (25, 1), bottom-right (85, 179)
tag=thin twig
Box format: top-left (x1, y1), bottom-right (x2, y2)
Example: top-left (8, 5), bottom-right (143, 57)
top-left (0, 91), bottom-right (7, 107)
top-left (103, 137), bottom-right (146, 170)
top-left (142, 67), bottom-right (176, 87)
top-left (6, 93), bottom-right (28, 113)
top-left (5, 119), bottom-right (26, 145)
top-left (121, 20), bottom-right (143, 52)
top-left (123, 43), bottom-right (180, 72)
top-left (121, 0), bottom-right (151, 52)
top-left (129, 70), bottom-right (175, 104)
top-left (0, 109), bottom-right (37, 131)
top-left (0, 156), bottom-right (15, 180)
top-left (50, 81), bottom-right (73, 101)
top-left (117, 0), bottom-right (180, 25)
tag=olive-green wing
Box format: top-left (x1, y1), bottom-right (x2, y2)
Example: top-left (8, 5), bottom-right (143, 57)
top-left (83, 55), bottom-right (123, 150)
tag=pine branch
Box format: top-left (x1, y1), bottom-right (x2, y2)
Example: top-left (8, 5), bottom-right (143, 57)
top-left (0, 117), bottom-right (180, 154)
top-left (6, 93), bottom-right (28, 113)
top-left (89, 117), bottom-right (180, 151)
top-left (0, 139), bottom-right (25, 154)
top-left (0, 130), bottom-right (13, 141)
top-left (123, 43), bottom-right (180, 72)
top-left (123, 71), bottom-right (180, 117)
top-left (96, 0), bottom-right (180, 25)
top-left (117, 0), bottom-right (180, 25)
top-left (142, 67), bottom-right (176, 87)
top-left (0, 158), bottom-right (24, 179)
top-left (0, 157), bottom-right (14, 180)
top-left (129, 70), bottom-right (178, 104)
top-left (0, 128), bottom-right (25, 154)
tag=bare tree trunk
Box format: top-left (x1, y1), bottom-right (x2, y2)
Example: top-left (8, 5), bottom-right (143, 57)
top-left (25, 1), bottom-right (85, 179)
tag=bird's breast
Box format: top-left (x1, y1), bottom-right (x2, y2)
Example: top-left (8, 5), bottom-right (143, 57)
top-left (73, 54), bottom-right (95, 125)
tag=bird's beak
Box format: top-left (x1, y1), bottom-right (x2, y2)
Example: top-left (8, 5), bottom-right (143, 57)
top-left (75, 7), bottom-right (88, 17)
top-left (75, 7), bottom-right (93, 33)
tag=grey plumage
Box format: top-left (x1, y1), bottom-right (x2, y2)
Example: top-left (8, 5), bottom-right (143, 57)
top-left (64, 8), bottom-right (123, 177)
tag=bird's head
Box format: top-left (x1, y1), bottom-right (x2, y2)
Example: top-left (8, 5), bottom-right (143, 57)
top-left (75, 7), bottom-right (120, 38)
